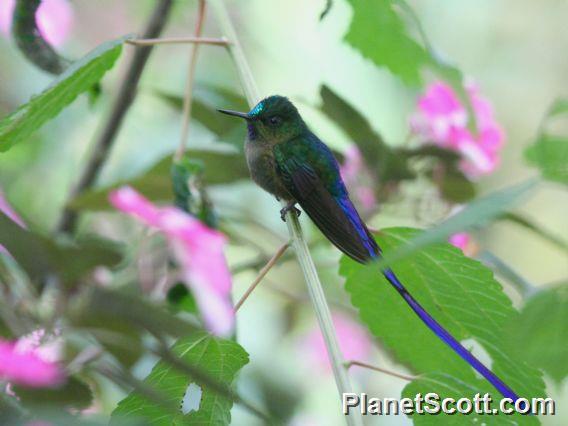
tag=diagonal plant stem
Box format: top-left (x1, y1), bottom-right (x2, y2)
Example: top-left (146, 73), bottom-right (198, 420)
top-left (175, 0), bottom-right (207, 160)
top-left (56, 0), bottom-right (174, 234)
top-left (209, 1), bottom-right (363, 424)
top-left (234, 242), bottom-right (289, 312)
top-left (345, 360), bottom-right (415, 381)
top-left (477, 250), bottom-right (537, 297)
top-left (126, 36), bottom-right (229, 46)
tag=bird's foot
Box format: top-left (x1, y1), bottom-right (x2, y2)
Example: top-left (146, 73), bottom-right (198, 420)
top-left (280, 202), bottom-right (301, 222)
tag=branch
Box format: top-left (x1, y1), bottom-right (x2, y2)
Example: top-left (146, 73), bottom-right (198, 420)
top-left (345, 360), bottom-right (415, 382)
top-left (477, 250), bottom-right (537, 297)
top-left (126, 36), bottom-right (229, 46)
top-left (208, 2), bottom-right (363, 424)
top-left (56, 0), bottom-right (175, 234)
top-left (175, 0), bottom-right (207, 160)
top-left (94, 364), bottom-right (180, 413)
top-left (234, 242), bottom-right (289, 312)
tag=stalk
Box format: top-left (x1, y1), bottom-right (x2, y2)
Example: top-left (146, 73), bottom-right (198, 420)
top-left (56, 0), bottom-right (174, 234)
top-left (209, 1), bottom-right (362, 424)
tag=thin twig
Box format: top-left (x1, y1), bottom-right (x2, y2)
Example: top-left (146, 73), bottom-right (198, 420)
top-left (94, 364), bottom-right (180, 413)
top-left (66, 346), bottom-right (103, 374)
top-left (175, 0), bottom-right (207, 161)
top-left (56, 0), bottom-right (174, 234)
top-left (234, 242), bottom-right (289, 312)
top-left (263, 279), bottom-right (355, 313)
top-left (345, 360), bottom-right (415, 382)
top-left (126, 36), bottom-right (230, 46)
top-left (477, 250), bottom-right (537, 298)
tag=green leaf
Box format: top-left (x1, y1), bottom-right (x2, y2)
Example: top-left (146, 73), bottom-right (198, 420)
top-left (13, 377), bottom-right (93, 411)
top-left (340, 228), bottom-right (546, 404)
top-left (171, 156), bottom-right (218, 228)
top-left (69, 149), bottom-right (249, 211)
top-left (167, 283), bottom-right (198, 315)
top-left (345, 0), bottom-right (478, 131)
top-left (402, 373), bottom-right (537, 425)
top-left (437, 169), bottom-right (476, 203)
top-left (0, 392), bottom-right (24, 424)
top-left (375, 179), bottom-right (537, 269)
top-left (111, 332), bottom-right (249, 426)
top-left (171, 158), bottom-right (201, 213)
top-left (70, 287), bottom-right (197, 338)
top-left (343, 0), bottom-right (430, 85)
top-left (319, 85), bottom-right (414, 185)
top-left (525, 134), bottom-right (568, 185)
top-left (505, 284), bottom-right (568, 384)
top-left (0, 213), bottom-right (121, 286)
top-left (155, 84), bottom-right (248, 151)
top-left (0, 34), bottom-right (132, 152)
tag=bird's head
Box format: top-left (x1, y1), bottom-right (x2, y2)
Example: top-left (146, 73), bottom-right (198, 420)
top-left (218, 96), bottom-right (306, 144)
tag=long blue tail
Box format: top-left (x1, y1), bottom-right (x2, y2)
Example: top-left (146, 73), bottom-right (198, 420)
top-left (382, 268), bottom-right (520, 402)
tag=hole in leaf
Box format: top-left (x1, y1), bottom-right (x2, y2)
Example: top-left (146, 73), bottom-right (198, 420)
top-left (461, 338), bottom-right (493, 377)
top-left (181, 383), bottom-right (202, 415)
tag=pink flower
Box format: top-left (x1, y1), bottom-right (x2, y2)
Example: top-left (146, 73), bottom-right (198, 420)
top-left (0, 337), bottom-right (64, 388)
top-left (0, 0), bottom-right (73, 47)
top-left (448, 232), bottom-right (478, 257)
top-left (109, 186), bottom-right (234, 336)
top-left (15, 329), bottom-right (62, 364)
top-left (340, 145), bottom-right (377, 212)
top-left (299, 312), bottom-right (372, 373)
top-left (449, 232), bottom-right (470, 252)
top-left (410, 80), bottom-right (505, 178)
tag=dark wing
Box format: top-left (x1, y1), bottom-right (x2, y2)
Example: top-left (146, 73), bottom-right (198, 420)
top-left (275, 155), bottom-right (376, 263)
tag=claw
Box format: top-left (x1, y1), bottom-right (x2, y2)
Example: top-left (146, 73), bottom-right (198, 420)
top-left (280, 202), bottom-right (301, 222)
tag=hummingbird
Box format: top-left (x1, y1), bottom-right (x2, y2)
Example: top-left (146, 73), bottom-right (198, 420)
top-left (218, 96), bottom-right (520, 402)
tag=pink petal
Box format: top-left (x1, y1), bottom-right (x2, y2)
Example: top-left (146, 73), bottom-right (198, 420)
top-left (0, 0), bottom-right (14, 37)
top-left (356, 187), bottom-right (376, 211)
top-left (15, 329), bottom-right (62, 364)
top-left (0, 0), bottom-right (73, 47)
top-left (0, 339), bottom-right (64, 388)
top-left (458, 139), bottom-right (498, 176)
top-left (109, 187), bottom-right (235, 336)
top-left (418, 82), bottom-right (463, 116)
top-left (36, 0), bottom-right (73, 47)
top-left (339, 145), bottom-right (363, 181)
top-left (449, 232), bottom-right (471, 252)
top-left (109, 186), bottom-right (161, 228)
top-left (340, 145), bottom-right (376, 213)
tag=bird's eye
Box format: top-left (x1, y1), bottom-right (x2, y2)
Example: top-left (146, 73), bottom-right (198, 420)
top-left (268, 116), bottom-right (282, 126)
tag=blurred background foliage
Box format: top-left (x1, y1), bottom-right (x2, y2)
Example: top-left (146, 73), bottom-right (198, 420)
top-left (0, 0), bottom-right (567, 425)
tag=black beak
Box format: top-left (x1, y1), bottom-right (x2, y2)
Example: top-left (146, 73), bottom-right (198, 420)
top-left (217, 109), bottom-right (250, 119)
